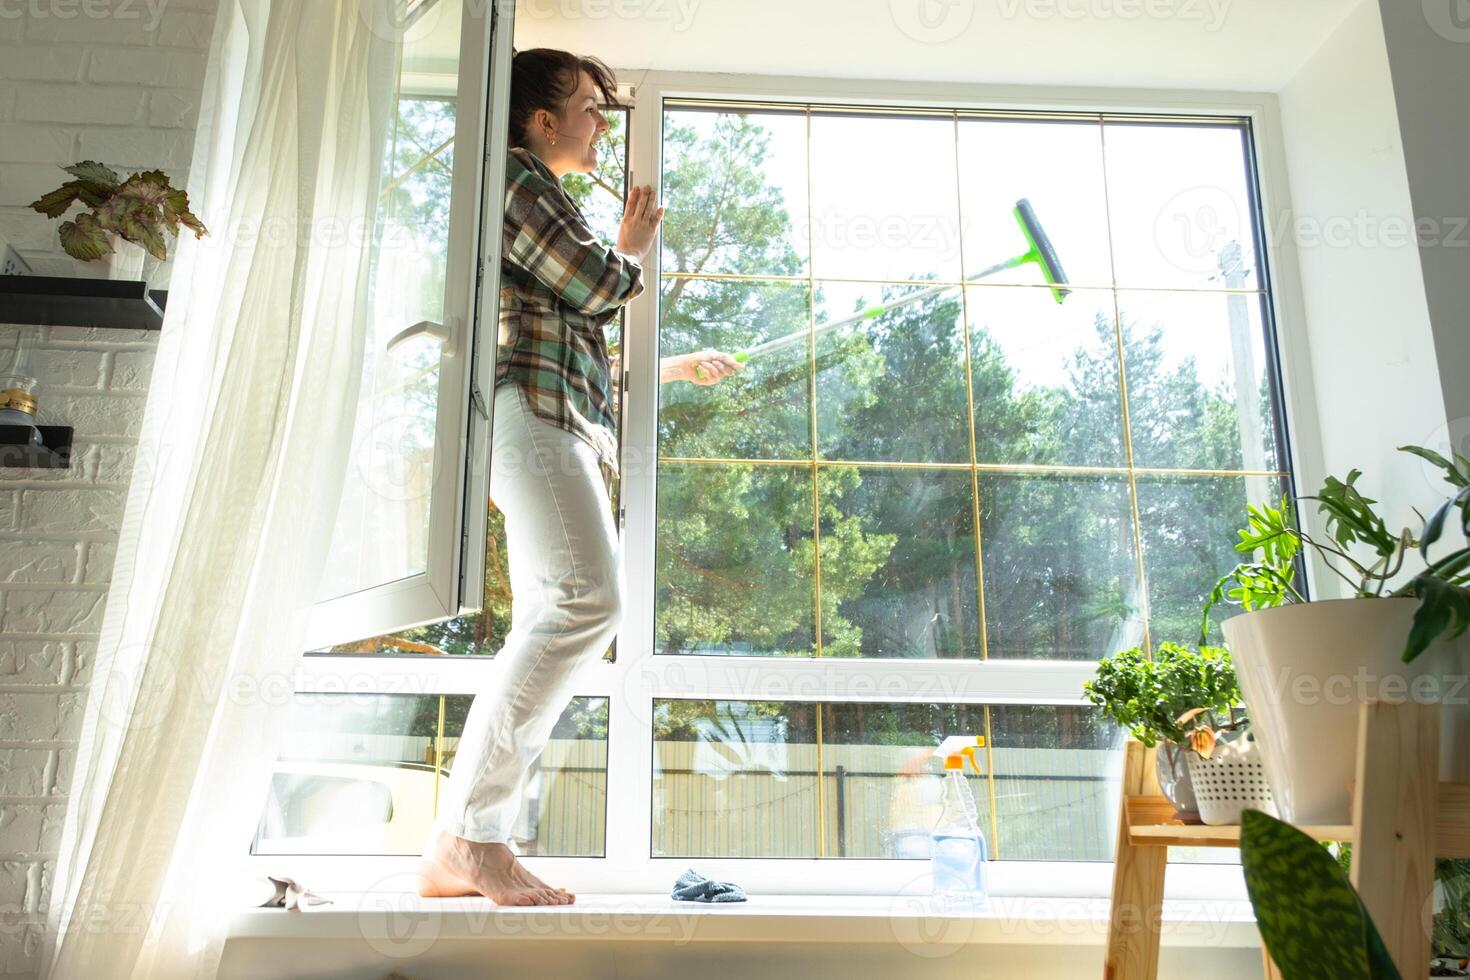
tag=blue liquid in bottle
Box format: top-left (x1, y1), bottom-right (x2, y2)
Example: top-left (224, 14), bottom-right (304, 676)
top-left (930, 766), bottom-right (989, 905)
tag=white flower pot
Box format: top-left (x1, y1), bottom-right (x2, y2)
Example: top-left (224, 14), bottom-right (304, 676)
top-left (1184, 733), bottom-right (1276, 825)
top-left (105, 237), bottom-right (146, 281)
top-left (1221, 597), bottom-right (1470, 825)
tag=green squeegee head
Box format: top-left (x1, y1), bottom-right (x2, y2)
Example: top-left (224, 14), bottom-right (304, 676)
top-left (1013, 198), bottom-right (1071, 305)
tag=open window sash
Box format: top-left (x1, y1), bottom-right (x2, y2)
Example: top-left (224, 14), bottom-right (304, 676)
top-left (305, 0), bottom-right (514, 649)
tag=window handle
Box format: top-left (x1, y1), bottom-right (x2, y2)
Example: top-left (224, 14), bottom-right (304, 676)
top-left (387, 315), bottom-right (461, 357)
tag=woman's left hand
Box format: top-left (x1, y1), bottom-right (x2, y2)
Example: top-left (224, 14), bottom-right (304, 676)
top-left (662, 349), bottom-right (743, 386)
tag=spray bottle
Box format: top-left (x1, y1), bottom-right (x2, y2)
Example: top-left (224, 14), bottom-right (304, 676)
top-left (930, 735), bottom-right (989, 904)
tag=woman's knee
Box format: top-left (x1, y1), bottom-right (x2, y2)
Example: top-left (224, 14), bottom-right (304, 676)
top-left (574, 564), bottom-right (623, 637)
top-left (540, 556), bottom-right (622, 641)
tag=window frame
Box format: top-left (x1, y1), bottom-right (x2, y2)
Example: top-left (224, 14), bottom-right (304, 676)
top-left (253, 70), bottom-right (1325, 903)
top-left (303, 0), bottom-right (505, 650)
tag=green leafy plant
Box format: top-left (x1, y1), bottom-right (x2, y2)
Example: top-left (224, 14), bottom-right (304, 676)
top-left (1330, 842), bottom-right (1470, 964)
top-left (1202, 445), bottom-right (1470, 663)
top-left (1241, 809), bottom-right (1400, 979)
top-left (28, 161), bottom-right (207, 262)
top-left (1082, 642), bottom-right (1242, 749)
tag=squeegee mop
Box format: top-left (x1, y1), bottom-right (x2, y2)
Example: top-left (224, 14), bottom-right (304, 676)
top-left (696, 198), bottom-right (1070, 377)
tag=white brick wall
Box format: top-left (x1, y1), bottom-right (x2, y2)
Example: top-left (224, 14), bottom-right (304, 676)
top-left (0, 2), bottom-right (215, 974)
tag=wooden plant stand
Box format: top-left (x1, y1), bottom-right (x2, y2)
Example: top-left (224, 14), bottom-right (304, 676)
top-left (1104, 700), bottom-right (1469, 979)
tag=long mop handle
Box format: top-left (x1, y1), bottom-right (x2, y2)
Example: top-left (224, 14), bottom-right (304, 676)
top-left (731, 253), bottom-right (1023, 362)
top-left (692, 198), bottom-right (1068, 378)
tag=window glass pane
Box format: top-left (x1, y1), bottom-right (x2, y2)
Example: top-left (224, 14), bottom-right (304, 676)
top-left (984, 704), bottom-right (1119, 860)
top-left (651, 700), bottom-right (1119, 861)
top-left (808, 112), bottom-right (960, 282)
top-left (814, 282), bottom-right (970, 463)
top-left (957, 118), bottom-right (1113, 289)
top-left (655, 464), bottom-right (815, 656)
top-left (318, 78), bottom-right (461, 600)
top-left (967, 285), bottom-right (1125, 467)
top-left (817, 467), bottom-right (979, 659)
top-left (1138, 474), bottom-right (1288, 647)
top-left (317, 109), bottom-right (628, 657)
top-left (658, 277), bottom-right (811, 460)
top-left (1103, 122), bottom-right (1260, 290)
top-left (980, 473), bottom-right (1144, 660)
top-left (661, 107), bottom-right (808, 278)
top-left (252, 693), bottom-right (607, 857)
top-left (1118, 289), bottom-right (1282, 472)
top-left (655, 103), bottom-right (1290, 673)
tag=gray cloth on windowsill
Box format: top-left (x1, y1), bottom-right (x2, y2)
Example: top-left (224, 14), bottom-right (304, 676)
top-left (255, 874), bottom-right (334, 911)
top-left (671, 868), bottom-right (747, 903)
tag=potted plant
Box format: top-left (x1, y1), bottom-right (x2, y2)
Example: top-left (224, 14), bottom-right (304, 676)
top-left (1202, 445), bottom-right (1470, 824)
top-left (1083, 642), bottom-right (1244, 819)
top-left (1240, 809), bottom-right (1401, 979)
top-left (28, 161), bottom-right (207, 281)
top-left (1245, 811), bottom-right (1470, 977)
top-left (1175, 706), bottom-right (1275, 825)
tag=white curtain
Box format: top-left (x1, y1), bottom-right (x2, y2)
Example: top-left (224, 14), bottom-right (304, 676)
top-left (39, 2), bottom-right (401, 977)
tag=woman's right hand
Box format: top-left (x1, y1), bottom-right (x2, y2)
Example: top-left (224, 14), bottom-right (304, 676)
top-left (617, 184), bottom-right (664, 261)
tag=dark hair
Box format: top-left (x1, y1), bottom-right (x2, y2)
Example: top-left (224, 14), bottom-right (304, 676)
top-left (509, 48), bottom-right (619, 148)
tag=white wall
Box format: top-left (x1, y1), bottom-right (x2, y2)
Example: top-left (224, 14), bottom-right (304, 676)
top-left (1374, 0), bottom-right (1470, 456)
top-left (0, 2), bottom-right (215, 976)
top-left (1275, 0), bottom-right (1453, 587)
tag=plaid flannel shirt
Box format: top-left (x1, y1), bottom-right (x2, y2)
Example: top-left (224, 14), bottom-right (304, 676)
top-left (495, 146), bottom-right (643, 488)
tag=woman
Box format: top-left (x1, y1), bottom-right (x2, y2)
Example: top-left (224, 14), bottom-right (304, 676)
top-left (417, 49), bottom-right (741, 906)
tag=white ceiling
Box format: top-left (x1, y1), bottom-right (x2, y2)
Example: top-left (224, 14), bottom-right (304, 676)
top-left (510, 0), bottom-right (1367, 92)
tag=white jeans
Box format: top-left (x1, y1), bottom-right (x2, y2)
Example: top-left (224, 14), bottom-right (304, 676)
top-left (432, 382), bottom-right (623, 844)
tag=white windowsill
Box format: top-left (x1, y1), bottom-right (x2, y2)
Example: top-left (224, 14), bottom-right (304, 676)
top-left (228, 892), bottom-right (1264, 948)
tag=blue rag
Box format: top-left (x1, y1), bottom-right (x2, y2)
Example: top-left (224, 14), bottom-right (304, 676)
top-left (671, 868), bottom-right (747, 903)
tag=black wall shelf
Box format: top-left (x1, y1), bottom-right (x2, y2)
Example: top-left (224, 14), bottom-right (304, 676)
top-left (0, 275), bottom-right (167, 331)
top-left (0, 424), bottom-right (73, 469)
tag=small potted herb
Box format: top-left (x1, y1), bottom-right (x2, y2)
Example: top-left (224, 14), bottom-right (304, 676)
top-left (28, 161), bottom-right (207, 281)
top-left (1083, 642), bottom-right (1243, 819)
top-left (1174, 705), bottom-right (1275, 825)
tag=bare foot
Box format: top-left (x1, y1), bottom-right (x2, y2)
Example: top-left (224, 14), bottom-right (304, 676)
top-left (417, 831), bottom-right (575, 906)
